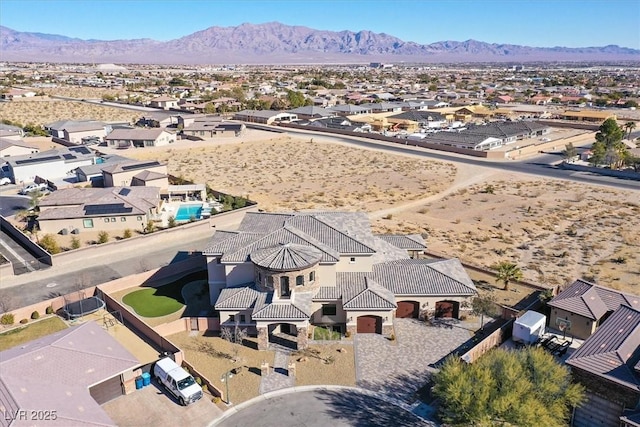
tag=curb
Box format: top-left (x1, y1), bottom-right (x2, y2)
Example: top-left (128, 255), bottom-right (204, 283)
top-left (207, 385), bottom-right (436, 426)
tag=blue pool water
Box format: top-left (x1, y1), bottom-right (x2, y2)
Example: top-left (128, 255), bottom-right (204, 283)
top-left (175, 204), bottom-right (203, 221)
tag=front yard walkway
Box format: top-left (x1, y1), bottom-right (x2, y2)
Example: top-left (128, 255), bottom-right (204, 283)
top-left (355, 318), bottom-right (471, 403)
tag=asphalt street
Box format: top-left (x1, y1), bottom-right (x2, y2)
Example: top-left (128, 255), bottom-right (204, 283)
top-left (212, 389), bottom-right (432, 427)
top-left (0, 195), bottom-right (30, 217)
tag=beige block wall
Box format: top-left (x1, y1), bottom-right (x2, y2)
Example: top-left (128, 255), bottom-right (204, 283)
top-left (155, 318), bottom-right (189, 337)
top-left (549, 308), bottom-right (596, 340)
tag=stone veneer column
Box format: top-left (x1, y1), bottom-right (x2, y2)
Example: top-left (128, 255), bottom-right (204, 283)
top-left (297, 327), bottom-right (308, 350)
top-left (257, 326), bottom-right (268, 350)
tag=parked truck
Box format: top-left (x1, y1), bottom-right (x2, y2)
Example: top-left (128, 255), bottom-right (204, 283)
top-left (153, 357), bottom-right (203, 406)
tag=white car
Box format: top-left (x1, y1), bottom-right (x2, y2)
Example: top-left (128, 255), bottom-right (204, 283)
top-left (0, 177), bottom-right (11, 186)
top-left (19, 183), bottom-right (48, 195)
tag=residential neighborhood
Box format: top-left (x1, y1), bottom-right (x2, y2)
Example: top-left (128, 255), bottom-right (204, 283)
top-left (0, 49), bottom-right (639, 427)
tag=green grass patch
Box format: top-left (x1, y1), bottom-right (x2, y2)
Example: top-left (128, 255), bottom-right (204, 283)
top-left (122, 288), bottom-right (184, 317)
top-left (313, 326), bottom-right (341, 340)
top-left (0, 316), bottom-right (68, 351)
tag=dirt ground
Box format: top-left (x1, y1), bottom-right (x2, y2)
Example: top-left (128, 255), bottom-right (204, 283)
top-left (167, 333), bottom-right (275, 405)
top-left (293, 343), bottom-right (356, 387)
top-left (119, 131), bottom-right (640, 296)
top-left (0, 97), bottom-right (141, 126)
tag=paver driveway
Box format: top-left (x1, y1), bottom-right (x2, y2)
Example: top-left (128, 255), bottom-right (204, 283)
top-left (355, 318), bottom-right (472, 402)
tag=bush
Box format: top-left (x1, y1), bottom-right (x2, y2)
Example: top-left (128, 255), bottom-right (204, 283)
top-left (45, 306), bottom-right (53, 314)
top-left (123, 229), bottom-right (132, 239)
top-left (201, 385), bottom-right (208, 394)
top-left (195, 376), bottom-right (202, 385)
top-left (31, 311), bottom-right (40, 320)
top-left (70, 236), bottom-right (81, 250)
top-left (97, 231), bottom-right (109, 244)
top-left (167, 216), bottom-right (177, 228)
top-left (212, 396), bottom-right (221, 404)
top-left (0, 313), bottom-right (15, 325)
top-left (39, 234), bottom-right (61, 254)
top-left (19, 318), bottom-right (28, 324)
top-left (344, 330), bottom-right (351, 338)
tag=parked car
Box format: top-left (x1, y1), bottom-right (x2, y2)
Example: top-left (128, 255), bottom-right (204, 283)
top-left (0, 177), bottom-right (11, 186)
top-left (153, 357), bottom-right (203, 406)
top-left (18, 183), bottom-right (48, 195)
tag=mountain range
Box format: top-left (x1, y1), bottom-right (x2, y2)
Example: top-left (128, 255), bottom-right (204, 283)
top-left (1, 22), bottom-right (639, 64)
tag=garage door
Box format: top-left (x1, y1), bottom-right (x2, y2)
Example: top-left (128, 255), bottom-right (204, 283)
top-left (90, 374), bottom-right (123, 405)
top-left (357, 316), bottom-right (382, 334)
top-left (396, 301), bottom-right (419, 318)
top-left (435, 301), bottom-right (454, 318)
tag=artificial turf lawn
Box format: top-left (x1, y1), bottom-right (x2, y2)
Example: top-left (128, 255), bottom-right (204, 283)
top-left (0, 316), bottom-right (68, 351)
top-left (122, 288), bottom-right (184, 317)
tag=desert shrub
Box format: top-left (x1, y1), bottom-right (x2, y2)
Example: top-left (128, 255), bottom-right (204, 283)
top-left (39, 234), bottom-right (61, 254)
top-left (344, 330), bottom-right (351, 338)
top-left (70, 236), bottom-right (81, 249)
top-left (97, 231), bottom-right (109, 244)
top-left (19, 318), bottom-right (28, 324)
top-left (212, 396), bottom-right (221, 404)
top-left (201, 384), bottom-right (208, 394)
top-left (31, 311), bottom-right (40, 320)
top-left (167, 216), bottom-right (177, 228)
top-left (0, 313), bottom-right (15, 325)
top-left (195, 377), bottom-right (202, 385)
top-left (45, 306), bottom-right (53, 314)
top-left (123, 229), bottom-right (132, 239)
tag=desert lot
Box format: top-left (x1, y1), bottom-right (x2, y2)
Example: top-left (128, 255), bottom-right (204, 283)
top-left (115, 131), bottom-right (639, 295)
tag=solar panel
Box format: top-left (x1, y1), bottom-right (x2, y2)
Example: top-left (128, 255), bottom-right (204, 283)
top-left (62, 154), bottom-right (76, 160)
top-left (69, 146), bottom-right (92, 155)
top-left (84, 203), bottom-right (133, 215)
top-left (15, 155), bottom-right (60, 165)
top-left (118, 188), bottom-right (131, 196)
top-left (121, 161), bottom-right (160, 171)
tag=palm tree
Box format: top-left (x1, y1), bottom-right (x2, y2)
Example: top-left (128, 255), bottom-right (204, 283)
top-left (624, 121), bottom-right (636, 140)
top-left (495, 261), bottom-right (523, 291)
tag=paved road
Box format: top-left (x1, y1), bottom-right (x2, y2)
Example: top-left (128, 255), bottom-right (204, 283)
top-left (212, 389), bottom-right (432, 427)
top-left (283, 128), bottom-right (640, 191)
top-left (0, 195), bottom-right (30, 217)
top-left (0, 235), bottom-right (213, 307)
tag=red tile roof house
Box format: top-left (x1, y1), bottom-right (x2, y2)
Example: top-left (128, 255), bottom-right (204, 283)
top-left (0, 321), bottom-right (141, 427)
top-left (565, 305), bottom-right (640, 427)
top-left (548, 279), bottom-right (640, 339)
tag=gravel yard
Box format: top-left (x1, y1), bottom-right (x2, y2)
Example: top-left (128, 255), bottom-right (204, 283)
top-left (293, 343), bottom-right (356, 387)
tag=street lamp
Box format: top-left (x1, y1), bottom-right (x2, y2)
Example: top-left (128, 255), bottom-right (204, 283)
top-left (220, 370), bottom-right (234, 405)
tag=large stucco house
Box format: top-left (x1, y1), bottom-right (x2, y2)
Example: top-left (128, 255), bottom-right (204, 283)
top-left (204, 211), bottom-right (477, 350)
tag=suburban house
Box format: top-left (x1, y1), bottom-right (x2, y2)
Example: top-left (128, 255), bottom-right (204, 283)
top-left (204, 211), bottom-right (477, 350)
top-left (3, 146), bottom-right (95, 184)
top-left (462, 121), bottom-right (550, 145)
top-left (233, 110), bottom-right (298, 124)
top-left (182, 120), bottom-right (246, 139)
top-left (305, 117), bottom-right (371, 133)
top-left (45, 120), bottom-right (111, 144)
top-left (0, 88), bottom-right (36, 99)
top-left (74, 154), bottom-right (131, 186)
top-left (565, 305), bottom-right (640, 427)
top-left (287, 106), bottom-right (336, 120)
top-left (0, 123), bottom-right (25, 139)
top-left (137, 112), bottom-right (178, 128)
top-left (0, 321), bottom-right (142, 427)
top-left (547, 279), bottom-right (640, 339)
top-left (0, 138), bottom-right (39, 158)
top-left (329, 104), bottom-right (372, 116)
top-left (148, 95), bottom-right (179, 110)
top-left (389, 110), bottom-right (449, 129)
top-left (424, 132), bottom-right (504, 151)
top-left (37, 186), bottom-right (161, 234)
top-left (101, 160), bottom-right (168, 189)
top-left (560, 110), bottom-right (617, 122)
top-left (104, 129), bottom-right (175, 149)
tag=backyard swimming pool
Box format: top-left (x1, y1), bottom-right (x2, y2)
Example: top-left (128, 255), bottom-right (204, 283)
top-left (175, 203), bottom-right (203, 221)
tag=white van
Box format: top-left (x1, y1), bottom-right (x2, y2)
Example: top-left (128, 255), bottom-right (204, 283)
top-left (153, 357), bottom-right (203, 405)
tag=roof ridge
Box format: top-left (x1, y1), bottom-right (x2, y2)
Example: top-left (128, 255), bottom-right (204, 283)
top-left (282, 225), bottom-right (340, 261)
top-left (302, 214), bottom-right (376, 254)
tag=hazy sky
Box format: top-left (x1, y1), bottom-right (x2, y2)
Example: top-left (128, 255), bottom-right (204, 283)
top-left (2, 0), bottom-right (639, 48)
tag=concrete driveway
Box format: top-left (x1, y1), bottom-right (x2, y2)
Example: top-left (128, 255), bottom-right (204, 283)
top-left (355, 318), bottom-right (472, 402)
top-left (103, 381), bottom-right (223, 427)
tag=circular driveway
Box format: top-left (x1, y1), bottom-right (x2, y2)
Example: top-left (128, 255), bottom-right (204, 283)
top-left (211, 388), bottom-right (432, 427)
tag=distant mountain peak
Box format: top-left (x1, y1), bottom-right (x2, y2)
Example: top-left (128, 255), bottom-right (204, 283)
top-left (1, 22), bottom-right (638, 64)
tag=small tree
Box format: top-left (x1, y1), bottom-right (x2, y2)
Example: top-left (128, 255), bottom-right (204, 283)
top-left (562, 142), bottom-right (578, 162)
top-left (471, 295), bottom-right (498, 330)
top-left (220, 326), bottom-right (234, 343)
top-left (97, 231), bottom-right (109, 244)
top-left (494, 261), bottom-right (523, 291)
top-left (39, 234), bottom-right (61, 254)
